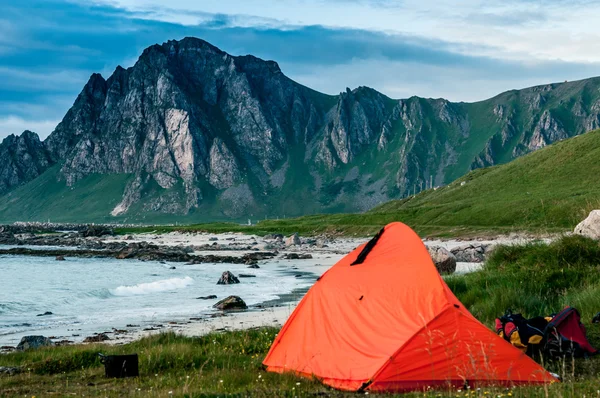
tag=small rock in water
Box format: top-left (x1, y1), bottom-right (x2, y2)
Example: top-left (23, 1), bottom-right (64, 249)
top-left (217, 271), bottom-right (240, 285)
top-left (238, 274), bottom-right (256, 278)
top-left (247, 264), bottom-right (260, 269)
top-left (208, 237), bottom-right (218, 241)
top-left (55, 255), bottom-right (65, 261)
top-left (169, 266), bottom-right (176, 270)
top-left (83, 333), bottom-right (110, 343)
top-left (196, 295), bottom-right (217, 300)
top-left (16, 336), bottom-right (54, 351)
top-left (213, 295), bottom-right (247, 310)
top-left (36, 311), bottom-right (53, 317)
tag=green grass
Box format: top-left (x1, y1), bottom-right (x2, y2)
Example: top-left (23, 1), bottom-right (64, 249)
top-left (2, 237), bottom-right (600, 396)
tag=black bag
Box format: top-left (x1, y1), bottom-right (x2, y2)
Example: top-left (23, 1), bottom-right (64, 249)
top-left (99, 353), bottom-right (139, 378)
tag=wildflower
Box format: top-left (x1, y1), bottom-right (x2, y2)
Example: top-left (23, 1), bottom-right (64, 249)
top-left (258, 374), bottom-right (262, 378)
top-left (168, 392), bottom-right (173, 395)
top-left (155, 374), bottom-right (158, 377)
top-left (219, 380), bottom-right (224, 383)
top-left (296, 382), bottom-right (301, 385)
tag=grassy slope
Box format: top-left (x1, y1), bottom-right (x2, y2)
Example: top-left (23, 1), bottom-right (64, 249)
top-left (2, 237), bottom-right (600, 397)
top-left (0, 165), bottom-right (130, 223)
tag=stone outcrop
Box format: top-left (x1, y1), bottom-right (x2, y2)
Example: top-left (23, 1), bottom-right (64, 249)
top-left (450, 243), bottom-right (492, 263)
top-left (216, 271), bottom-right (240, 285)
top-left (285, 233), bottom-right (301, 246)
top-left (574, 210), bottom-right (600, 240)
top-left (16, 336), bottom-right (54, 351)
top-left (427, 246), bottom-right (457, 274)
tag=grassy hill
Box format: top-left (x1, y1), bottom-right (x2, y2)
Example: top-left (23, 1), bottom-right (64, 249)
top-left (116, 128), bottom-right (600, 237)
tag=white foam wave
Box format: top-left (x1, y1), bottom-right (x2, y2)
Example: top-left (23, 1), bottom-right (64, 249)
top-left (111, 277), bottom-right (194, 296)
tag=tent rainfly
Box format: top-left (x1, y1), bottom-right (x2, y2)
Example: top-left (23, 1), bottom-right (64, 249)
top-left (263, 222), bottom-right (557, 392)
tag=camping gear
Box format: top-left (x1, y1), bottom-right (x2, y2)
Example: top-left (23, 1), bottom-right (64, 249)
top-left (544, 307), bottom-right (597, 359)
top-left (99, 353), bottom-right (139, 378)
top-left (495, 310), bottom-right (549, 358)
top-left (263, 222), bottom-right (556, 392)
top-left (496, 307), bottom-right (598, 360)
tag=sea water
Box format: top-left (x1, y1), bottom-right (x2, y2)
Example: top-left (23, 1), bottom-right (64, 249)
top-left (0, 253), bottom-right (316, 346)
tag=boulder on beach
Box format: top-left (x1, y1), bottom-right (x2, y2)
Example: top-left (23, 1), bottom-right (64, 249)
top-left (450, 243), bottom-right (492, 263)
top-left (55, 255), bottom-right (65, 261)
top-left (217, 271), bottom-right (240, 285)
top-left (213, 295), bottom-right (247, 310)
top-left (283, 253), bottom-right (313, 260)
top-left (83, 333), bottom-right (110, 343)
top-left (285, 233), bottom-right (301, 246)
top-left (264, 233), bottom-right (284, 241)
top-left (427, 246), bottom-right (457, 274)
top-left (16, 335), bottom-right (54, 351)
top-left (574, 210), bottom-right (600, 240)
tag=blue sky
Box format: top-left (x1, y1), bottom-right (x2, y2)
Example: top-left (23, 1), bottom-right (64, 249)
top-left (2, 0), bottom-right (600, 139)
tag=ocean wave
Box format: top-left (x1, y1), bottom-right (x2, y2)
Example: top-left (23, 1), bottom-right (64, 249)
top-left (111, 277), bottom-right (194, 296)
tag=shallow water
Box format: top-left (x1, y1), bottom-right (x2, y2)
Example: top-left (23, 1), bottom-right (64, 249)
top-left (0, 254), bottom-right (316, 346)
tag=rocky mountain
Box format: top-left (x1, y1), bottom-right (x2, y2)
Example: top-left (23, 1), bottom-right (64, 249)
top-left (1, 37), bottom-right (600, 223)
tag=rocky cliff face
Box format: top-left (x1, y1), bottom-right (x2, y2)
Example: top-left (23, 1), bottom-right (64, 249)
top-left (4, 38), bottom-right (600, 222)
top-left (0, 131), bottom-right (52, 194)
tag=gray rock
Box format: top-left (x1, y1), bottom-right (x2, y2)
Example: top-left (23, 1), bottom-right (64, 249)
top-left (16, 335), bottom-right (54, 351)
top-left (238, 274), bottom-right (256, 278)
top-left (450, 243), bottom-right (491, 263)
top-left (282, 253), bottom-right (313, 260)
top-left (247, 264), bottom-right (260, 269)
top-left (427, 246), bottom-right (457, 274)
top-left (574, 210), bottom-right (600, 240)
top-left (213, 295), bottom-right (247, 311)
top-left (216, 271), bottom-right (240, 285)
top-left (55, 255), bottom-right (65, 261)
top-left (285, 233), bottom-right (301, 246)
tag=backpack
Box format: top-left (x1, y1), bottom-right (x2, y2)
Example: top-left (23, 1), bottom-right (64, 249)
top-left (496, 307), bottom-right (598, 360)
top-left (495, 310), bottom-right (548, 358)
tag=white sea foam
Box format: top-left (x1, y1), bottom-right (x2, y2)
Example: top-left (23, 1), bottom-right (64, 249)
top-left (111, 277), bottom-right (194, 296)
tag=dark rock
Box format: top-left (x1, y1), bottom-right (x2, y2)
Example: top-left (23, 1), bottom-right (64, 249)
top-left (208, 237), bottom-right (218, 241)
top-left (16, 335), bottom-right (54, 351)
top-left (238, 274), bottom-right (256, 278)
top-left (213, 295), bottom-right (247, 310)
top-left (196, 295), bottom-right (217, 300)
top-left (126, 324), bottom-right (140, 327)
top-left (247, 264), bottom-right (260, 269)
top-left (169, 266), bottom-right (176, 269)
top-left (283, 253), bottom-right (313, 260)
top-left (81, 225), bottom-right (114, 237)
top-left (55, 255), bottom-right (65, 261)
top-left (217, 271), bottom-right (240, 285)
top-left (36, 311), bottom-right (53, 317)
top-left (83, 333), bottom-right (110, 343)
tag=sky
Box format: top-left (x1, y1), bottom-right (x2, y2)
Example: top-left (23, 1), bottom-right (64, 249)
top-left (2, 0), bottom-right (600, 139)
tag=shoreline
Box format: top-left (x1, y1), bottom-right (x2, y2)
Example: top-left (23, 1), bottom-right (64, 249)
top-left (0, 228), bottom-right (548, 350)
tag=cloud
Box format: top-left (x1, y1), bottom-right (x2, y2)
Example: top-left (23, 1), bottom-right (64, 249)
top-left (0, 116), bottom-right (60, 140)
top-left (2, 0), bottom-right (600, 139)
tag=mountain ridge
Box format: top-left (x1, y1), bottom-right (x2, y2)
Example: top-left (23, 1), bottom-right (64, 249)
top-left (2, 37), bottom-right (600, 223)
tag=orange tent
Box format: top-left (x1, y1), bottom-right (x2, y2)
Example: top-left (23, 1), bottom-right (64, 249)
top-left (263, 222), bottom-right (556, 392)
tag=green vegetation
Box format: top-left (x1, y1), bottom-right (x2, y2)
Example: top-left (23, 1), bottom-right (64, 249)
top-left (2, 237), bottom-right (600, 396)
